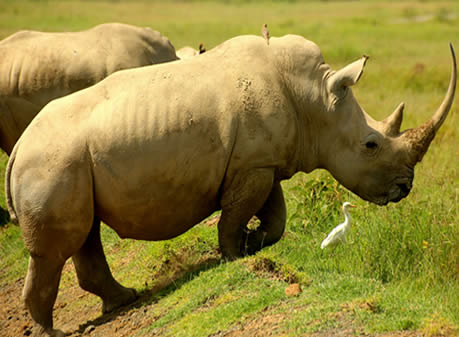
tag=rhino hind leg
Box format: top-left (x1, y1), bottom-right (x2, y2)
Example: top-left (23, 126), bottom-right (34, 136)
top-left (218, 168), bottom-right (275, 259)
top-left (22, 255), bottom-right (66, 337)
top-left (72, 218), bottom-right (137, 313)
top-left (245, 181), bottom-right (286, 255)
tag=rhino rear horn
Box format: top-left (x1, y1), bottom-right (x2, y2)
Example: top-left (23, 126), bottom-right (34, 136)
top-left (328, 55), bottom-right (369, 96)
top-left (383, 102), bottom-right (405, 136)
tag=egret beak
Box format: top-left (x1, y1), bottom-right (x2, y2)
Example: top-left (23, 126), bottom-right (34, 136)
top-left (349, 204), bottom-right (357, 208)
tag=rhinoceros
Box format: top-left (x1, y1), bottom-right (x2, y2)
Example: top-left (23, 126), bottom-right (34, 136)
top-left (6, 35), bottom-right (456, 336)
top-left (176, 43), bottom-right (206, 59)
top-left (0, 22), bottom-right (178, 155)
top-left (177, 46), bottom-right (199, 59)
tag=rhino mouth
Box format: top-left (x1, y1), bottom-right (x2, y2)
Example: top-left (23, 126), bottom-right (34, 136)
top-left (392, 183), bottom-right (411, 201)
top-left (380, 179), bottom-right (413, 205)
top-left (390, 177), bottom-right (413, 202)
top-left (357, 191), bottom-right (390, 206)
top-left (373, 196), bottom-right (390, 206)
top-left (360, 177), bottom-right (413, 206)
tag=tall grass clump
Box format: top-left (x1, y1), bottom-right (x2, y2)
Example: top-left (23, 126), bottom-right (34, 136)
top-left (353, 202), bottom-right (457, 284)
top-left (280, 169), bottom-right (457, 287)
top-left (279, 168), bottom-right (458, 329)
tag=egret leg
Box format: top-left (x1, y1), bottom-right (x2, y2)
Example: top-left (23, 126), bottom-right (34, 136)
top-left (330, 246), bottom-right (336, 258)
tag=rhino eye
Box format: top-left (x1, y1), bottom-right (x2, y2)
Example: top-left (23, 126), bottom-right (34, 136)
top-left (365, 141), bottom-right (378, 149)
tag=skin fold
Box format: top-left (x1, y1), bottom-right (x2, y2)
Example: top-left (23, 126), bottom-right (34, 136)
top-left (0, 23), bottom-right (178, 154)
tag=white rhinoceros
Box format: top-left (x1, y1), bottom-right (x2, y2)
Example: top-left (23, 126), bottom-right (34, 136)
top-left (176, 43), bottom-right (206, 59)
top-left (176, 46), bottom-right (199, 59)
top-left (0, 22), bottom-right (178, 154)
top-left (6, 35), bottom-right (456, 336)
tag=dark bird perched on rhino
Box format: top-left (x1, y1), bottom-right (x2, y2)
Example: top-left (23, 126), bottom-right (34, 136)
top-left (176, 43), bottom-right (207, 59)
top-left (199, 42), bottom-right (206, 54)
top-left (261, 23), bottom-right (270, 45)
top-left (0, 22), bottom-right (178, 155)
top-left (6, 34), bottom-right (456, 336)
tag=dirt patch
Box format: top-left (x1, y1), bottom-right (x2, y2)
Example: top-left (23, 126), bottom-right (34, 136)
top-left (284, 283), bottom-right (302, 297)
top-left (219, 305), bottom-right (426, 337)
top-left (244, 256), bottom-right (299, 284)
top-left (0, 278), bottom-right (30, 336)
top-left (0, 251), bottom-right (219, 337)
top-left (0, 262), bottom-right (111, 337)
top-left (204, 214), bottom-right (220, 227)
top-left (215, 304), bottom-right (361, 337)
top-left (222, 311), bottom-right (285, 337)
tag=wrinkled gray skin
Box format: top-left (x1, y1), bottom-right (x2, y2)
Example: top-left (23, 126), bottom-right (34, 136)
top-left (6, 35), bottom-right (456, 336)
top-left (0, 22), bottom-right (178, 154)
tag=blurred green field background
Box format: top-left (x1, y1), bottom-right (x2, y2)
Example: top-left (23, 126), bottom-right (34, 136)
top-left (0, 0), bottom-right (457, 336)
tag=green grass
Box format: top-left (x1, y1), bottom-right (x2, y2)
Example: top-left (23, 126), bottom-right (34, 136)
top-left (0, 0), bottom-right (458, 336)
top-left (144, 261), bottom-right (286, 337)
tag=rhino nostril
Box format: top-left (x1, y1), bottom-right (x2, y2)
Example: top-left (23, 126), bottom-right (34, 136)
top-left (397, 183), bottom-right (410, 196)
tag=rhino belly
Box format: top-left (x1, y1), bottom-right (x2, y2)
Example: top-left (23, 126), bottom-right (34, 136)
top-left (91, 143), bottom-right (227, 241)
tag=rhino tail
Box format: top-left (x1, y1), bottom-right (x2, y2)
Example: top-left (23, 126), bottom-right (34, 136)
top-left (5, 143), bottom-right (19, 225)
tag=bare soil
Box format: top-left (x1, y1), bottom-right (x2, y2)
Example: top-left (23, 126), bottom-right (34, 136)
top-left (0, 255), bottom-right (220, 337)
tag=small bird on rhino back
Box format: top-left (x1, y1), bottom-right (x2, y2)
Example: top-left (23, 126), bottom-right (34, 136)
top-left (199, 43), bottom-right (206, 54)
top-left (261, 23), bottom-right (270, 45)
top-left (321, 202), bottom-right (356, 249)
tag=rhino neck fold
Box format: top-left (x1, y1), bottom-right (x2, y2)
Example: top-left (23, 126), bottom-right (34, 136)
top-left (294, 106), bottom-right (320, 174)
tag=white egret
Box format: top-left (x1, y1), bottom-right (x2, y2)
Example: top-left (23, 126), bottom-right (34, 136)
top-left (320, 202), bottom-right (356, 249)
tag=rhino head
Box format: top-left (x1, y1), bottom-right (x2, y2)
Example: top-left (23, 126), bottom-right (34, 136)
top-left (315, 45), bottom-right (456, 205)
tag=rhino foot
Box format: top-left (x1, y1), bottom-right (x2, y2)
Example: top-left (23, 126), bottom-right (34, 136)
top-left (102, 287), bottom-right (137, 313)
top-left (32, 326), bottom-right (65, 337)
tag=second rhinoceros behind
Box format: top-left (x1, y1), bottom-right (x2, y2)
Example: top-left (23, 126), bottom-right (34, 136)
top-left (0, 22), bottom-right (178, 154)
top-left (6, 35), bottom-right (456, 336)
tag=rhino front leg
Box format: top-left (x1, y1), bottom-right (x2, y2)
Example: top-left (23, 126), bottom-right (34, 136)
top-left (218, 168), bottom-right (274, 259)
top-left (245, 181), bottom-right (286, 255)
top-left (72, 219), bottom-right (137, 313)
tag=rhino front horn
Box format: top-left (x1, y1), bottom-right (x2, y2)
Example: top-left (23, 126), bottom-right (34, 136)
top-left (403, 43), bottom-right (457, 164)
top-left (430, 43), bottom-right (457, 133)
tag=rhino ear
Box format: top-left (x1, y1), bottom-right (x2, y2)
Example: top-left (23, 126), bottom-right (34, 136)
top-left (328, 55), bottom-right (369, 97)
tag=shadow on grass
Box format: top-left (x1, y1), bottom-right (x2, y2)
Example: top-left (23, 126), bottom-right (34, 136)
top-left (0, 207), bottom-right (10, 227)
top-left (71, 253), bottom-right (222, 335)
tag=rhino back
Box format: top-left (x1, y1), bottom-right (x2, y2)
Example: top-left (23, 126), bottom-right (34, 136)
top-left (12, 36), bottom-right (299, 240)
top-left (0, 23), bottom-right (176, 108)
top-left (91, 23), bottom-right (178, 71)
